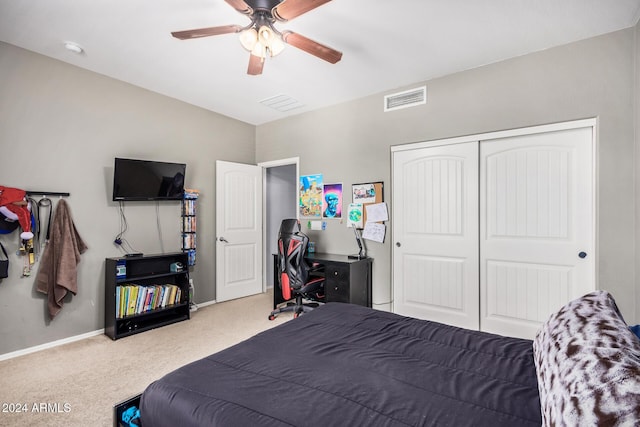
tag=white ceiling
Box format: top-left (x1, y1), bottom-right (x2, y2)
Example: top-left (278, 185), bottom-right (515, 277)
top-left (1, 0), bottom-right (639, 125)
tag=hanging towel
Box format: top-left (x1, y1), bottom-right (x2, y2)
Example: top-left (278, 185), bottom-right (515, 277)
top-left (36, 199), bottom-right (88, 318)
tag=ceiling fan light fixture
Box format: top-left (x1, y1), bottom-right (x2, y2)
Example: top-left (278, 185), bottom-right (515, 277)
top-left (268, 36), bottom-right (285, 57)
top-left (251, 41), bottom-right (267, 59)
top-left (258, 25), bottom-right (285, 57)
top-left (258, 26), bottom-right (272, 43)
top-left (239, 28), bottom-right (258, 51)
top-left (243, 25), bottom-right (284, 58)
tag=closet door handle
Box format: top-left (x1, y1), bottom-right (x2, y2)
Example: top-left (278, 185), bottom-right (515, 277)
top-left (578, 251), bottom-right (587, 259)
top-left (396, 242), bottom-right (401, 247)
top-left (219, 237), bottom-right (229, 243)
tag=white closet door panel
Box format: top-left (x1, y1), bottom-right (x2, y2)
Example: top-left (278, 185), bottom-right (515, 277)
top-left (486, 260), bottom-right (573, 322)
top-left (480, 127), bottom-right (594, 339)
top-left (486, 147), bottom-right (570, 239)
top-left (393, 142), bottom-right (479, 329)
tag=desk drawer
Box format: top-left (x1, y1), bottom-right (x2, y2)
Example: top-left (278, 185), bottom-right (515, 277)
top-left (325, 264), bottom-right (350, 303)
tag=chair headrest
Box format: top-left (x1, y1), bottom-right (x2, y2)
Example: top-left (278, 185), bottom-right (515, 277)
top-left (279, 219), bottom-right (300, 234)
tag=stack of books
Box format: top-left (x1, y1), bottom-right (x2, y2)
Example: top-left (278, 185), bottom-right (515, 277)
top-left (116, 284), bottom-right (182, 318)
top-left (182, 198), bottom-right (197, 215)
top-left (182, 233), bottom-right (196, 249)
top-left (182, 215), bottom-right (196, 232)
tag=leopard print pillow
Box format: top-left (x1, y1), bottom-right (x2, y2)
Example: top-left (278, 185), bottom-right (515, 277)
top-left (533, 290), bottom-right (640, 426)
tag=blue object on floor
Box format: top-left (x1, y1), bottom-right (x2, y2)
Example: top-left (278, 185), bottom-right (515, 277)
top-left (630, 325), bottom-right (640, 340)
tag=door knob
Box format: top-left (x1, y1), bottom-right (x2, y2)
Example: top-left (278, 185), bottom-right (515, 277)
top-left (396, 242), bottom-right (401, 247)
top-left (219, 237), bottom-right (229, 243)
top-left (578, 252), bottom-right (587, 259)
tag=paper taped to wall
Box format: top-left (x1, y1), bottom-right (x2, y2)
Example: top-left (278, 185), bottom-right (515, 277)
top-left (362, 222), bottom-right (385, 243)
top-left (365, 203), bottom-right (388, 222)
top-left (309, 221), bottom-right (325, 231)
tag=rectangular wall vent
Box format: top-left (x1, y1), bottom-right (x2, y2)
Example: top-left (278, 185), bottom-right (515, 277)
top-left (384, 86), bottom-right (427, 112)
top-left (259, 94), bottom-right (305, 112)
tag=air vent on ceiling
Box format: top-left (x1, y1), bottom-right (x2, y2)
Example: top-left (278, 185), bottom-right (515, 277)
top-left (384, 86), bottom-right (427, 112)
top-left (259, 94), bottom-right (305, 112)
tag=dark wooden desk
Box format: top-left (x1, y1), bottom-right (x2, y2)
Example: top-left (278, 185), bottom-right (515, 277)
top-left (273, 253), bottom-right (373, 309)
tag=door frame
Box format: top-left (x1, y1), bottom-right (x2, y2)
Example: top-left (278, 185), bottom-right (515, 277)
top-left (390, 118), bottom-right (597, 318)
top-left (258, 157), bottom-right (300, 292)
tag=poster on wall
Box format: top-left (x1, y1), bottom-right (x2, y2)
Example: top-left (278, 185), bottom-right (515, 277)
top-left (299, 174), bottom-right (323, 217)
top-left (347, 203), bottom-right (363, 228)
top-left (322, 183), bottom-right (343, 219)
top-left (352, 183), bottom-right (378, 204)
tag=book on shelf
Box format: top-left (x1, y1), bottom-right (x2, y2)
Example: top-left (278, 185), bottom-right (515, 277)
top-left (184, 189), bottom-right (199, 200)
top-left (115, 284), bottom-right (183, 318)
top-left (182, 233), bottom-right (196, 249)
top-left (185, 249), bottom-right (196, 266)
top-left (128, 286), bottom-right (138, 316)
top-left (182, 198), bottom-right (197, 215)
top-left (115, 286), bottom-right (121, 318)
top-left (182, 216), bottom-right (196, 232)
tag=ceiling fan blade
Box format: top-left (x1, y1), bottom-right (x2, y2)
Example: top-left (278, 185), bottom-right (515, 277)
top-left (247, 54), bottom-right (264, 75)
top-left (171, 25), bottom-right (241, 40)
top-left (224, 0), bottom-right (253, 15)
top-left (272, 0), bottom-right (331, 21)
top-left (282, 31), bottom-right (342, 64)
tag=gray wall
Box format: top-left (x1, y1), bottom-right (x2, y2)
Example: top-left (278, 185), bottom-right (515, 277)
top-left (257, 28), bottom-right (639, 321)
top-left (0, 42), bottom-right (255, 355)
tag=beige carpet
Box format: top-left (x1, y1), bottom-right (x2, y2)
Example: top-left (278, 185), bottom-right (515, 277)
top-left (0, 290), bottom-right (291, 427)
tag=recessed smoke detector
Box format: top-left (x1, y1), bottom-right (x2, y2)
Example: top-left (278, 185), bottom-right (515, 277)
top-left (384, 86), bottom-right (427, 112)
top-left (259, 94), bottom-right (305, 112)
top-left (63, 41), bottom-right (84, 54)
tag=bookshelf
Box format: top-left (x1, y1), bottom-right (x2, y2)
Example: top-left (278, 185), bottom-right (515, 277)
top-left (104, 252), bottom-right (190, 340)
top-left (181, 190), bottom-right (198, 266)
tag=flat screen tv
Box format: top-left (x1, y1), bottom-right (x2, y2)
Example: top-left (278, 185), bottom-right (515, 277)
top-left (112, 158), bottom-right (186, 201)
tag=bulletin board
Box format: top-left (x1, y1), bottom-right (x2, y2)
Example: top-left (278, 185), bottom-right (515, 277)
top-left (351, 181), bottom-right (384, 226)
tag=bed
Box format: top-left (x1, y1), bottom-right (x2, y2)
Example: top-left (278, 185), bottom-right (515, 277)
top-left (140, 291), bottom-right (640, 426)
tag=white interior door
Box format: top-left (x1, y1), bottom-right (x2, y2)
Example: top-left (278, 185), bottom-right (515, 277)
top-left (480, 127), bottom-right (594, 338)
top-left (392, 141), bottom-right (480, 330)
top-left (216, 160), bottom-right (263, 302)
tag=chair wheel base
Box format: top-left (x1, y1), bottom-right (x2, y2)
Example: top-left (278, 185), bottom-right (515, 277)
top-left (269, 294), bottom-right (324, 321)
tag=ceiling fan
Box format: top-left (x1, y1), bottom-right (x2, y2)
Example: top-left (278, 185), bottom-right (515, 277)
top-left (171, 0), bottom-right (343, 75)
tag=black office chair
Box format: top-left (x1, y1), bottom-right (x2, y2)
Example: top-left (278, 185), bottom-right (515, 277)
top-left (269, 219), bottom-right (324, 320)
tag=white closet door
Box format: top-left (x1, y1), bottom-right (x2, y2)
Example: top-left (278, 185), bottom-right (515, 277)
top-left (393, 142), bottom-right (480, 330)
top-left (480, 127), bottom-right (594, 339)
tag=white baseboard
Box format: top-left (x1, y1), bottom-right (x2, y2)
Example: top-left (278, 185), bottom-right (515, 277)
top-left (194, 299), bottom-right (216, 308)
top-left (373, 302), bottom-right (392, 312)
top-left (0, 329), bottom-right (105, 362)
top-left (2, 299), bottom-right (218, 361)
